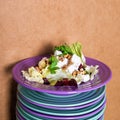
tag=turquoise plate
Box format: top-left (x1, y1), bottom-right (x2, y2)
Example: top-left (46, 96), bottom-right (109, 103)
top-left (16, 103), bottom-right (106, 120)
top-left (17, 95), bottom-right (106, 116)
top-left (17, 85), bottom-right (105, 107)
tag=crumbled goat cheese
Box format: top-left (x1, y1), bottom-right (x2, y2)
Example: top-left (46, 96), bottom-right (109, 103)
top-left (81, 74), bottom-right (90, 82)
top-left (66, 54), bottom-right (82, 74)
top-left (54, 50), bottom-right (62, 56)
top-left (57, 58), bottom-right (68, 68)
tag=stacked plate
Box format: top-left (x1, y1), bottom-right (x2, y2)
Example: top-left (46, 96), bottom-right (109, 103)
top-left (12, 55), bottom-right (112, 120)
top-left (16, 85), bottom-right (106, 120)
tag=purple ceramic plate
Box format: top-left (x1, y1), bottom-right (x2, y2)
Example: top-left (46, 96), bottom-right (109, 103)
top-left (12, 55), bottom-right (112, 95)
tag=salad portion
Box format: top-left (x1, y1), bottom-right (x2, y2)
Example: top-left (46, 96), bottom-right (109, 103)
top-left (22, 42), bottom-right (98, 87)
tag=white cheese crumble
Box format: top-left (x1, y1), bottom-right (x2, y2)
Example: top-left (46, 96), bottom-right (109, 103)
top-left (54, 50), bottom-right (62, 56)
top-left (57, 58), bottom-right (68, 68)
top-left (66, 54), bottom-right (82, 74)
top-left (71, 54), bottom-right (82, 64)
top-left (81, 74), bottom-right (90, 82)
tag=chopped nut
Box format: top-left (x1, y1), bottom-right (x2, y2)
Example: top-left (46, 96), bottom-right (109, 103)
top-left (64, 54), bottom-right (68, 58)
top-left (67, 55), bottom-right (72, 59)
top-left (64, 54), bottom-right (71, 59)
top-left (59, 56), bottom-right (64, 61)
top-left (77, 71), bottom-right (81, 74)
top-left (68, 60), bottom-right (73, 66)
top-left (72, 70), bottom-right (78, 77)
top-left (81, 71), bottom-right (86, 75)
top-left (62, 65), bottom-right (68, 70)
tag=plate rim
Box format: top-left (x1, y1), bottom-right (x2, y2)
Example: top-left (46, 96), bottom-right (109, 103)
top-left (12, 55), bottom-right (112, 94)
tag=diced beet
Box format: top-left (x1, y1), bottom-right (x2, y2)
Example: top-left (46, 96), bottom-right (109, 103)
top-left (69, 79), bottom-right (78, 88)
top-left (62, 78), bottom-right (69, 86)
top-left (43, 78), bottom-right (50, 85)
top-left (55, 80), bottom-right (64, 86)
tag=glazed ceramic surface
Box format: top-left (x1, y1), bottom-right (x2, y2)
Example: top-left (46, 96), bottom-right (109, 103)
top-left (12, 55), bottom-right (112, 95)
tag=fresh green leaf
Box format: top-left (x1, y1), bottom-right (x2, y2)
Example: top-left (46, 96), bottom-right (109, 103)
top-left (48, 56), bottom-right (59, 74)
top-left (49, 56), bottom-right (58, 64)
top-left (48, 66), bottom-right (59, 74)
top-left (54, 44), bottom-right (73, 55)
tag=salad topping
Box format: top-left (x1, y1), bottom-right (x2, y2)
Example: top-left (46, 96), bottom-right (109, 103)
top-left (22, 42), bottom-right (99, 87)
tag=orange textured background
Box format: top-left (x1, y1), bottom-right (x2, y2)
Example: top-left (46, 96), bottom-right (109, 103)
top-left (0, 0), bottom-right (120, 120)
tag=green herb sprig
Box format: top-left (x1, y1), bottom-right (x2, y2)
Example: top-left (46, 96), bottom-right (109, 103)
top-left (54, 44), bottom-right (73, 55)
top-left (48, 56), bottom-right (59, 74)
top-left (49, 42), bottom-right (83, 74)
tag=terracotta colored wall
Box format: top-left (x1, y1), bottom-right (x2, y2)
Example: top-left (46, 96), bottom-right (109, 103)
top-left (0, 0), bottom-right (120, 120)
